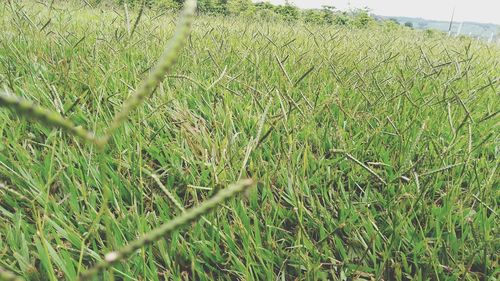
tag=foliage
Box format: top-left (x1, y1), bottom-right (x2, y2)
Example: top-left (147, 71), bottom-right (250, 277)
top-left (116, 0), bottom-right (178, 9)
top-left (109, 0), bottom-right (383, 28)
top-left (227, 0), bottom-right (254, 16)
top-left (302, 9), bottom-right (334, 25)
top-left (273, 4), bottom-right (300, 22)
top-left (332, 11), bottom-right (351, 26)
top-left (254, 7), bottom-right (279, 22)
top-left (197, 0), bottom-right (226, 14)
top-left (302, 9), bottom-right (323, 24)
top-left (351, 8), bottom-right (374, 28)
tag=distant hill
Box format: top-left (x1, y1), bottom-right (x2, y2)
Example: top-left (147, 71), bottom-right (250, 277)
top-left (376, 15), bottom-right (499, 41)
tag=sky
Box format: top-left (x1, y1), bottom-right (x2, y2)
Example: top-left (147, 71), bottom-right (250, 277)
top-left (260, 0), bottom-right (500, 24)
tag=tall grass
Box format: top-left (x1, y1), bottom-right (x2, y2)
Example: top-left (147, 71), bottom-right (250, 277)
top-left (1, 0), bottom-right (255, 280)
top-left (0, 0), bottom-right (499, 280)
top-left (78, 179), bottom-right (254, 280)
top-left (1, 0), bottom-right (197, 150)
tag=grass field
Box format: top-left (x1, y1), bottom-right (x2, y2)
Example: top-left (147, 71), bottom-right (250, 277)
top-left (0, 0), bottom-right (499, 280)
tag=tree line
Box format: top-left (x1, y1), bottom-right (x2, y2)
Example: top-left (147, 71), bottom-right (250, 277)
top-left (109, 0), bottom-right (379, 27)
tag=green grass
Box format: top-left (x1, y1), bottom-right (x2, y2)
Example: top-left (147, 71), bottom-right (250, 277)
top-left (0, 0), bottom-right (499, 280)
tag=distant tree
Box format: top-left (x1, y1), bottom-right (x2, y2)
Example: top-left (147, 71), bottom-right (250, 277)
top-left (315, 6), bottom-right (335, 24)
top-left (227, 0), bottom-right (254, 15)
top-left (404, 21), bottom-right (413, 28)
top-left (117, 0), bottom-right (168, 8)
top-left (254, 1), bottom-right (274, 10)
top-left (333, 12), bottom-right (350, 26)
top-left (303, 9), bottom-right (324, 24)
top-left (322, 5), bottom-right (336, 12)
top-left (273, 3), bottom-right (299, 22)
top-left (253, 2), bottom-right (276, 20)
top-left (352, 8), bottom-right (373, 28)
top-left (196, 0), bottom-right (228, 14)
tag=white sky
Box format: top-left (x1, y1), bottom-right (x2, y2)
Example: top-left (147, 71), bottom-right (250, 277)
top-left (260, 0), bottom-right (500, 24)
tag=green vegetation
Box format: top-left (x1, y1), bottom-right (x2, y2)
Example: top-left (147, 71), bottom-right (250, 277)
top-left (113, 0), bottom-right (376, 27)
top-left (0, 0), bottom-right (499, 280)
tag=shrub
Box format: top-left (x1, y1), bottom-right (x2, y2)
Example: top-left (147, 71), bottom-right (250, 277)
top-left (352, 8), bottom-right (373, 28)
top-left (273, 4), bottom-right (299, 22)
top-left (197, 0), bottom-right (226, 14)
top-left (302, 9), bottom-right (324, 24)
top-left (227, 0), bottom-right (254, 16)
top-left (333, 12), bottom-right (350, 26)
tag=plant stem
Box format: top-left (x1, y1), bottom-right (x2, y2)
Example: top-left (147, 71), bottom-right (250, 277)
top-left (77, 178), bottom-right (254, 281)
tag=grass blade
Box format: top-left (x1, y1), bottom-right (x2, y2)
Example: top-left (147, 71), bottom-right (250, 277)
top-left (78, 179), bottom-right (255, 281)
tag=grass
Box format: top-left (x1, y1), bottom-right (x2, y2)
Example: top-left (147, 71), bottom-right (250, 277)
top-left (0, 0), bottom-right (499, 280)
